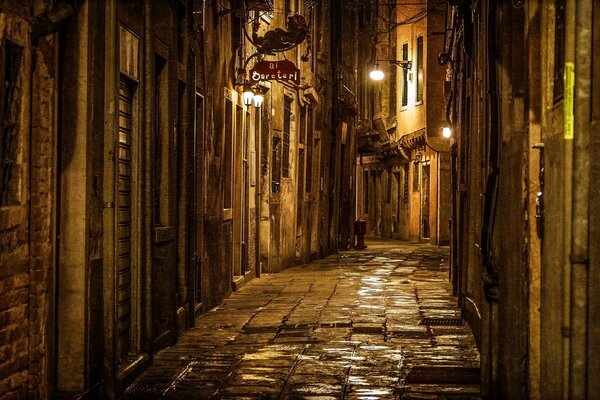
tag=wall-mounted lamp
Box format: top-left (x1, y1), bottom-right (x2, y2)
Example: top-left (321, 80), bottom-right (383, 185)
top-left (414, 149), bottom-right (423, 164)
top-left (243, 82), bottom-right (255, 106)
top-left (369, 59), bottom-right (412, 81)
top-left (253, 91), bottom-right (264, 108)
top-left (369, 63), bottom-right (385, 81)
top-left (240, 82), bottom-right (267, 109)
top-left (442, 126), bottom-right (452, 138)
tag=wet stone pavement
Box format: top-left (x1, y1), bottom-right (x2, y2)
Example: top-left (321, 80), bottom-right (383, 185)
top-left (125, 240), bottom-right (480, 400)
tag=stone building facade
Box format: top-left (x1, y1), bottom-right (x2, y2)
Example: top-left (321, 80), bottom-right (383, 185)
top-left (355, 0), bottom-right (451, 245)
top-left (0, 0), bottom-right (358, 398)
top-left (446, 0), bottom-right (600, 398)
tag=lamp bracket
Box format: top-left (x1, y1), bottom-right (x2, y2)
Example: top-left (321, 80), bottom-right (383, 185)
top-left (389, 60), bottom-right (412, 70)
top-left (377, 59), bottom-right (412, 70)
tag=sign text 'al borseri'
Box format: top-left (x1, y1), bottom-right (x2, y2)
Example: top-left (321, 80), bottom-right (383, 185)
top-left (249, 60), bottom-right (300, 85)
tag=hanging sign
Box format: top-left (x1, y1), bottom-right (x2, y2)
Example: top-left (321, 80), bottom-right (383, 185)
top-left (249, 60), bottom-right (300, 85)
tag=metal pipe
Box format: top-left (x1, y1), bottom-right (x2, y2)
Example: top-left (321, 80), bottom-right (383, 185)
top-left (569, 0), bottom-right (592, 397)
top-left (562, 0), bottom-right (576, 397)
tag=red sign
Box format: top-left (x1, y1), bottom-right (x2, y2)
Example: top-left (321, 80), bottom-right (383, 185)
top-left (249, 60), bottom-right (300, 85)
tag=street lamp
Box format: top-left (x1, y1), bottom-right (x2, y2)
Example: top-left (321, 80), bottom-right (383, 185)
top-left (369, 59), bottom-right (412, 81)
top-left (253, 91), bottom-right (264, 108)
top-left (369, 63), bottom-right (385, 81)
top-left (243, 82), bottom-right (255, 106)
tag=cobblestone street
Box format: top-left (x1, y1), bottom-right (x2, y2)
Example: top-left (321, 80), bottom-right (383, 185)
top-left (125, 240), bottom-right (480, 399)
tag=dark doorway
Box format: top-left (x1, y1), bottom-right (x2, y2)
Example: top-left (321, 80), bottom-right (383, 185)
top-left (190, 93), bottom-right (204, 317)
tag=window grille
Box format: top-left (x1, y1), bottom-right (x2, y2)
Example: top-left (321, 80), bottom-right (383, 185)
top-left (0, 40), bottom-right (23, 206)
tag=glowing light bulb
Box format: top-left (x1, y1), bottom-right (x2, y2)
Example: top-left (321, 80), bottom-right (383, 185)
top-left (369, 64), bottom-right (385, 81)
top-left (253, 93), bottom-right (264, 108)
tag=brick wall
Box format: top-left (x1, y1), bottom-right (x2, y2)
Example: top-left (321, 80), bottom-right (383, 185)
top-left (1, 8), bottom-right (33, 399)
top-left (0, 4), bottom-right (56, 399)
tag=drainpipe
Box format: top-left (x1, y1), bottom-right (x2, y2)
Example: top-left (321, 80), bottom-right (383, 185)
top-left (562, 0), bottom-right (575, 397)
top-left (569, 0), bottom-right (591, 398)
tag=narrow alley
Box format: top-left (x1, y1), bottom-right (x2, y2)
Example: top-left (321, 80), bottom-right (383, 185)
top-left (125, 240), bottom-right (479, 399)
top-left (3, 0), bottom-right (600, 398)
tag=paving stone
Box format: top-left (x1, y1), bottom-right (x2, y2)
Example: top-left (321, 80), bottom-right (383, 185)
top-left (124, 240), bottom-right (480, 399)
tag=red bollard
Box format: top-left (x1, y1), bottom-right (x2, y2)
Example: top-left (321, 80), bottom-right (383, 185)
top-left (354, 219), bottom-right (367, 250)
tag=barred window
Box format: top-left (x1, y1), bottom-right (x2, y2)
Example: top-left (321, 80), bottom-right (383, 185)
top-left (0, 40), bottom-right (23, 206)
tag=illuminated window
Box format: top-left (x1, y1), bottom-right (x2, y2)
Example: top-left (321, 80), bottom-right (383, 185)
top-left (402, 43), bottom-right (409, 107)
top-left (416, 36), bottom-right (423, 103)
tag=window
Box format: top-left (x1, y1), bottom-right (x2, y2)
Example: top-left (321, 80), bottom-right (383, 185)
top-left (402, 43), bottom-right (409, 107)
top-left (282, 96), bottom-right (292, 178)
top-left (416, 36), bottom-right (424, 103)
top-left (224, 98), bottom-right (233, 208)
top-left (553, 0), bottom-right (565, 102)
top-left (0, 40), bottom-right (23, 206)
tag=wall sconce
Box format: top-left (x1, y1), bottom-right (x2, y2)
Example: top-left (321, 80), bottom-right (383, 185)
top-left (253, 91), bottom-right (264, 108)
top-left (240, 82), bottom-right (267, 108)
top-left (442, 126), bottom-right (452, 138)
top-left (369, 59), bottom-right (412, 81)
top-left (413, 150), bottom-right (423, 164)
top-left (243, 82), bottom-right (255, 106)
top-left (369, 63), bottom-right (385, 81)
